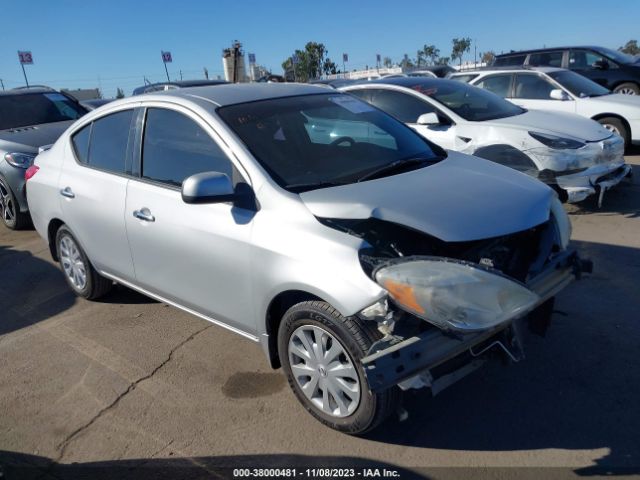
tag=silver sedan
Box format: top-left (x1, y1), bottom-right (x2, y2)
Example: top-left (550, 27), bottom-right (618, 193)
top-left (26, 84), bottom-right (588, 433)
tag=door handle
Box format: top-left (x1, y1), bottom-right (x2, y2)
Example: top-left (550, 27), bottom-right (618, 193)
top-left (60, 187), bottom-right (75, 199)
top-left (133, 208), bottom-right (155, 222)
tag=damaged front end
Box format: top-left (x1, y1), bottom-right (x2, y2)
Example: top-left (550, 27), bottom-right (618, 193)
top-left (319, 204), bottom-right (592, 395)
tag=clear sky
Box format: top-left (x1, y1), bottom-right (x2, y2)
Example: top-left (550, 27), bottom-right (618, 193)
top-left (0, 0), bottom-right (638, 97)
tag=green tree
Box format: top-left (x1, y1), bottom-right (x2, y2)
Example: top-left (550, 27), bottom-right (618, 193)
top-left (422, 45), bottom-right (440, 65)
top-left (436, 56), bottom-right (450, 65)
top-left (481, 50), bottom-right (496, 64)
top-left (383, 56), bottom-right (393, 68)
top-left (281, 42), bottom-right (337, 82)
top-left (115, 88), bottom-right (125, 99)
top-left (451, 37), bottom-right (472, 66)
top-left (619, 39), bottom-right (640, 55)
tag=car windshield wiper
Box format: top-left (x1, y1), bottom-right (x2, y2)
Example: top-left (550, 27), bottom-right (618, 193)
top-left (356, 156), bottom-right (439, 183)
top-left (286, 181), bottom-right (348, 193)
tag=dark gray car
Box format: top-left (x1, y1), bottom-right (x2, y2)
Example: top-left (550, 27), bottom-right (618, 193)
top-left (0, 88), bottom-right (87, 229)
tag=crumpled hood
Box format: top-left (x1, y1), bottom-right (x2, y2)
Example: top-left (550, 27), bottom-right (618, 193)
top-left (485, 109), bottom-right (610, 142)
top-left (300, 151), bottom-right (553, 242)
top-left (0, 120), bottom-right (74, 153)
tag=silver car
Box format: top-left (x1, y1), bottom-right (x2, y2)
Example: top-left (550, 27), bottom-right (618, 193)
top-left (26, 84), bottom-right (589, 433)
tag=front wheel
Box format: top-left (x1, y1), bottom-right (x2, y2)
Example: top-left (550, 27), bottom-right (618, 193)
top-left (278, 301), bottom-right (399, 434)
top-left (597, 117), bottom-right (630, 148)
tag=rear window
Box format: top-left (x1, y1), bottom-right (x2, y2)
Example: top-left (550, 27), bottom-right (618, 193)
top-left (0, 92), bottom-right (86, 130)
top-left (493, 55), bottom-right (526, 67)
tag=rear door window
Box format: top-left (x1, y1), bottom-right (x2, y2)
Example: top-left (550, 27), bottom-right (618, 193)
top-left (367, 89), bottom-right (438, 124)
top-left (493, 54), bottom-right (526, 67)
top-left (141, 108), bottom-right (234, 187)
top-left (528, 51), bottom-right (563, 67)
top-left (513, 74), bottom-right (555, 100)
top-left (88, 110), bottom-right (134, 174)
top-left (475, 74), bottom-right (513, 97)
top-left (71, 124), bottom-right (91, 164)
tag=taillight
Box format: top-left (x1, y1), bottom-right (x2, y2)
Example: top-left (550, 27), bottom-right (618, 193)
top-left (25, 165), bottom-right (40, 181)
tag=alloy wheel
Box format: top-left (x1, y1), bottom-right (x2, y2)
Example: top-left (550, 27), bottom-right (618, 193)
top-left (616, 87), bottom-right (637, 95)
top-left (602, 123), bottom-right (622, 136)
top-left (0, 180), bottom-right (16, 226)
top-left (59, 235), bottom-right (88, 291)
top-left (288, 325), bottom-right (361, 418)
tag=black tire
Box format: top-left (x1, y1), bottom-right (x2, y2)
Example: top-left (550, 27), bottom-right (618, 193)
top-left (55, 225), bottom-right (113, 300)
top-left (597, 117), bottom-right (630, 148)
top-left (0, 177), bottom-right (30, 230)
top-left (278, 300), bottom-right (399, 434)
top-left (613, 82), bottom-right (640, 95)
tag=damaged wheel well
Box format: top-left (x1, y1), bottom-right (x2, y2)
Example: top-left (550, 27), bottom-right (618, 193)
top-left (265, 290), bottom-right (322, 369)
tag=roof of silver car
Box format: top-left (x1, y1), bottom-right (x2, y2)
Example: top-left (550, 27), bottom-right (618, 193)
top-left (156, 82), bottom-right (330, 106)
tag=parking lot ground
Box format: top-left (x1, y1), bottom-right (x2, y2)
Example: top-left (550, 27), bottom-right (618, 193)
top-left (1, 151), bottom-right (639, 480)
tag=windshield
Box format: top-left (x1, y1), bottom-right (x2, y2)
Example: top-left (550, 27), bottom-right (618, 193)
top-left (409, 81), bottom-right (525, 121)
top-left (218, 94), bottom-right (443, 192)
top-left (0, 92), bottom-right (87, 130)
top-left (548, 70), bottom-right (611, 97)
top-left (594, 47), bottom-right (636, 65)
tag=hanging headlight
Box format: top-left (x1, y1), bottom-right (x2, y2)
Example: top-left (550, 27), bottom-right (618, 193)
top-left (375, 258), bottom-right (539, 332)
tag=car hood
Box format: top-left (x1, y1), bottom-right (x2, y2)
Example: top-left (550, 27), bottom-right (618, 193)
top-left (0, 120), bottom-right (74, 153)
top-left (300, 151), bottom-right (553, 242)
top-left (586, 93), bottom-right (640, 110)
top-left (484, 109), bottom-right (610, 142)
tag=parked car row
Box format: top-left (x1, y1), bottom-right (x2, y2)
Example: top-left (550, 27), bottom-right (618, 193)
top-left (1, 62), bottom-right (634, 433)
top-left (7, 81), bottom-right (595, 434)
top-left (342, 77), bottom-right (631, 205)
top-left (492, 45), bottom-right (640, 95)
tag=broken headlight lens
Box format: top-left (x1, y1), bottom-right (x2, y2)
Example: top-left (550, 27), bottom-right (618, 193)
top-left (375, 258), bottom-right (539, 332)
top-left (529, 132), bottom-right (585, 150)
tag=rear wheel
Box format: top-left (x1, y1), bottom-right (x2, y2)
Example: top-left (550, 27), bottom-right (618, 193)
top-left (597, 117), bottom-right (630, 148)
top-left (278, 300), bottom-right (399, 434)
top-left (55, 225), bottom-right (113, 299)
top-left (0, 177), bottom-right (30, 230)
top-left (613, 82), bottom-right (639, 95)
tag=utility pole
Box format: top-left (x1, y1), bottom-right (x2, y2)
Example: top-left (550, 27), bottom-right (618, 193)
top-left (474, 40), bottom-right (477, 69)
top-left (0, 79), bottom-right (4, 91)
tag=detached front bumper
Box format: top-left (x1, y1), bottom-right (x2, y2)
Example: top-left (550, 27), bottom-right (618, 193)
top-left (556, 161), bottom-right (632, 205)
top-left (361, 248), bottom-right (591, 393)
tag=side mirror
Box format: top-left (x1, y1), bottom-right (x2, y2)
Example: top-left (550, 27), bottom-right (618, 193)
top-left (549, 89), bottom-right (570, 101)
top-left (416, 112), bottom-right (440, 125)
top-left (182, 171), bottom-right (236, 204)
top-left (593, 59), bottom-right (609, 70)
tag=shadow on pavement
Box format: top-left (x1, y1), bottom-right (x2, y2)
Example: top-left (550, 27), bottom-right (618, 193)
top-left (0, 245), bottom-right (76, 336)
top-left (0, 246), bottom-right (155, 336)
top-left (0, 452), bottom-right (426, 480)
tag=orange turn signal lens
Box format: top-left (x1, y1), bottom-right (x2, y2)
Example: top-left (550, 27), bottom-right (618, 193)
top-left (382, 279), bottom-right (425, 314)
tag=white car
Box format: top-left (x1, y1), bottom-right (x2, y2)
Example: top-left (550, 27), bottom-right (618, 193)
top-left (450, 67), bottom-right (640, 148)
top-left (341, 77), bottom-right (630, 205)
